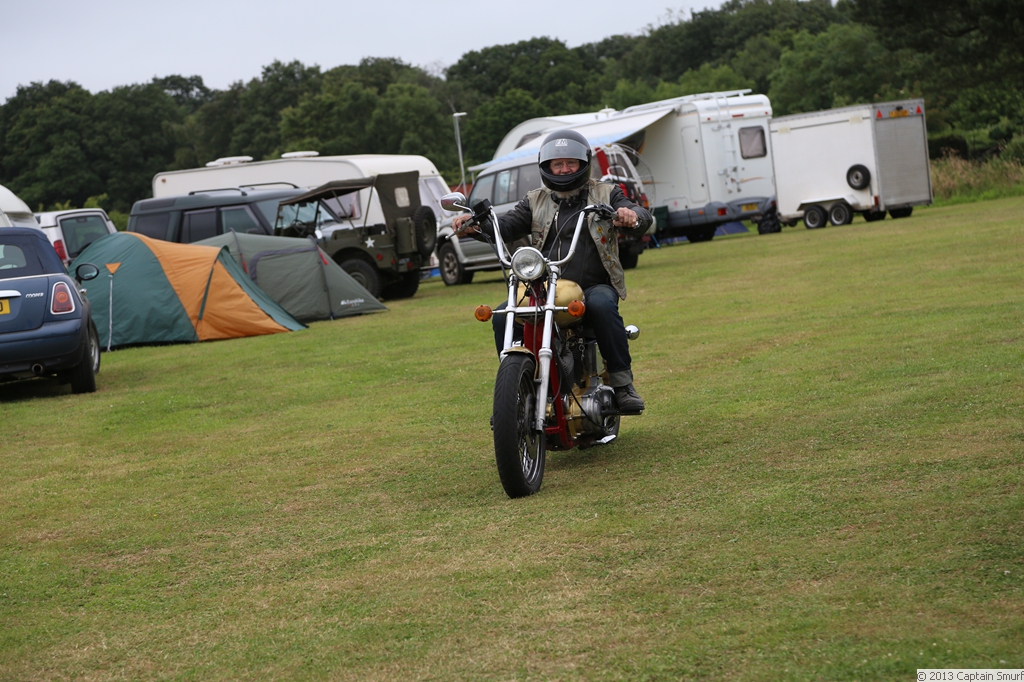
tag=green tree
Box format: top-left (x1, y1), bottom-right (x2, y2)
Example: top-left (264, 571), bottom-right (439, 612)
top-left (229, 60), bottom-right (323, 160)
top-left (87, 83), bottom-right (182, 211)
top-left (280, 81), bottom-right (380, 155)
top-left (768, 23), bottom-right (902, 115)
top-left (366, 83), bottom-right (452, 165)
top-left (0, 81), bottom-right (102, 210)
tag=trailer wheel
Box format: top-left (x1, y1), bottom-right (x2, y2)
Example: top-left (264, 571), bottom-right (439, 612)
top-left (862, 210), bottom-right (886, 222)
top-left (828, 202), bottom-right (853, 226)
top-left (847, 164), bottom-right (871, 190)
top-left (889, 207), bottom-right (914, 219)
top-left (803, 205), bottom-right (827, 229)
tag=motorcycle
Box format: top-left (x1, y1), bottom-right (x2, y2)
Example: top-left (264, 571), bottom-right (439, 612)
top-left (441, 193), bottom-right (641, 498)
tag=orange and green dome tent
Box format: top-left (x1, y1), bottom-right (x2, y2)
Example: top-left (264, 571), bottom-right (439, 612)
top-left (71, 232), bottom-right (304, 349)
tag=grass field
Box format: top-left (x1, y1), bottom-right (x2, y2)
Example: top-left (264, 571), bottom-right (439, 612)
top-left (2, 198), bottom-right (1022, 680)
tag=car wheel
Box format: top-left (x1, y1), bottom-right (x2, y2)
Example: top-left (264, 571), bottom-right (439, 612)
top-left (439, 242), bottom-right (469, 286)
top-left (803, 205), bottom-right (827, 229)
top-left (340, 258), bottom-right (382, 299)
top-left (847, 164), bottom-right (871, 190)
top-left (828, 202), bottom-right (853, 226)
top-left (412, 206), bottom-right (438, 259)
top-left (70, 324), bottom-right (98, 394)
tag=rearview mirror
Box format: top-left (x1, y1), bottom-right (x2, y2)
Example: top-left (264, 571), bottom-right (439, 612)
top-left (441, 192), bottom-right (468, 212)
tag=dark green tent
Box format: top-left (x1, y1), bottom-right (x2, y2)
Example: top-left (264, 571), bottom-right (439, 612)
top-left (194, 232), bottom-right (387, 322)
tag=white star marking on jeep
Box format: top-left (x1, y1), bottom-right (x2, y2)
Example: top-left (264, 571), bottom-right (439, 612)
top-left (365, 237), bottom-right (375, 248)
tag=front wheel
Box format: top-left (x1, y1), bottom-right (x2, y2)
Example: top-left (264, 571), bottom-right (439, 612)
top-left (803, 205), bottom-right (827, 229)
top-left (492, 353), bottom-right (546, 498)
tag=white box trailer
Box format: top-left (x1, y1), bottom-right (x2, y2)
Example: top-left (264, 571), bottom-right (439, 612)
top-left (478, 90), bottom-right (778, 243)
top-left (152, 153), bottom-right (454, 231)
top-left (769, 99), bottom-right (933, 228)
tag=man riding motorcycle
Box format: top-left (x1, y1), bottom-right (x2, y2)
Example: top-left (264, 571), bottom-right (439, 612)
top-left (452, 129), bottom-right (652, 413)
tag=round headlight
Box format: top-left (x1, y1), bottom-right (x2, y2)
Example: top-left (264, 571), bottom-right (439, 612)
top-left (510, 247), bottom-right (547, 282)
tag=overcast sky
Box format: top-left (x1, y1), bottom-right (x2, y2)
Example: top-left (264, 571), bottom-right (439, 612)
top-left (2, 0), bottom-right (724, 102)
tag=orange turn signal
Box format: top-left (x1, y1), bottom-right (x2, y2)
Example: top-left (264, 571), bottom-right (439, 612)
top-left (567, 299), bottom-right (586, 318)
top-left (475, 305), bottom-right (493, 322)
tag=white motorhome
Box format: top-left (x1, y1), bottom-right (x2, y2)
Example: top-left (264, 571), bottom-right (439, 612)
top-left (769, 100), bottom-right (933, 228)
top-left (0, 184), bottom-right (40, 229)
top-left (152, 152), bottom-right (454, 231)
top-left (478, 90), bottom-right (777, 243)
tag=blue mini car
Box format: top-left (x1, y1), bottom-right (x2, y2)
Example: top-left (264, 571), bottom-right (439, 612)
top-left (0, 227), bottom-right (101, 393)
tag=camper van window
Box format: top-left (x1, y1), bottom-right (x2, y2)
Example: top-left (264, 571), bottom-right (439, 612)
top-left (739, 127), bottom-right (767, 159)
top-left (221, 206), bottom-right (265, 235)
top-left (134, 213), bottom-right (170, 240)
top-left (181, 209), bottom-right (218, 243)
top-left (469, 174), bottom-right (495, 207)
top-left (494, 169), bottom-right (518, 205)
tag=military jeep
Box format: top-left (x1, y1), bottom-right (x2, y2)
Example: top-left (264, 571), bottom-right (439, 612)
top-left (275, 171), bottom-right (436, 300)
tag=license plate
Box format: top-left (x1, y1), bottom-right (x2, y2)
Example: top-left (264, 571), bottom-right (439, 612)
top-left (889, 109), bottom-right (909, 118)
top-left (0, 298), bottom-right (9, 315)
top-left (741, 203), bottom-right (758, 212)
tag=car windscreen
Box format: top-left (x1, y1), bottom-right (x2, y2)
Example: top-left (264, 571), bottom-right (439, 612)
top-left (59, 214), bottom-right (111, 257)
top-left (275, 200), bottom-right (340, 232)
top-left (0, 237), bottom-right (47, 280)
top-left (468, 174), bottom-right (495, 208)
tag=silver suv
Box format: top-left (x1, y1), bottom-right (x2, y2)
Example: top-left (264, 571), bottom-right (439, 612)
top-left (436, 144), bottom-right (655, 286)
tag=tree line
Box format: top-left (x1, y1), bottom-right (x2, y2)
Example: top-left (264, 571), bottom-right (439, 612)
top-left (1, 0), bottom-right (1020, 214)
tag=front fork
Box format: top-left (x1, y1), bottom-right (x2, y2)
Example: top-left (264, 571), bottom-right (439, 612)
top-left (500, 270), bottom-right (560, 432)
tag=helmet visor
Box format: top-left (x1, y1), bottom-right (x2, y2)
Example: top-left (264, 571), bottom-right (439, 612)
top-left (539, 137), bottom-right (590, 164)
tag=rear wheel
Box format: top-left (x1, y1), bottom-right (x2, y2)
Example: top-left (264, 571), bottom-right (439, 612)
top-left (493, 354), bottom-right (546, 498)
top-left (828, 202), bottom-right (853, 226)
top-left (803, 205), bottom-right (827, 229)
top-left (70, 324), bottom-right (98, 394)
top-left (862, 209), bottom-right (887, 222)
top-left (889, 206), bottom-right (914, 219)
top-left (340, 258), bottom-right (382, 299)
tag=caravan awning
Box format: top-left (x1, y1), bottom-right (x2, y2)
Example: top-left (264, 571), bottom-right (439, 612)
top-left (471, 106), bottom-right (676, 171)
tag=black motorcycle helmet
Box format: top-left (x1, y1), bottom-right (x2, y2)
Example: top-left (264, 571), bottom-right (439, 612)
top-left (538, 129), bottom-right (592, 193)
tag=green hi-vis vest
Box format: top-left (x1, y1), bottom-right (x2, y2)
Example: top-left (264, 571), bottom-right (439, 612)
top-left (524, 180), bottom-right (629, 299)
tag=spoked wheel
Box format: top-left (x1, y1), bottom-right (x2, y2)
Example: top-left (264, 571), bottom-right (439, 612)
top-left (492, 353), bottom-right (546, 498)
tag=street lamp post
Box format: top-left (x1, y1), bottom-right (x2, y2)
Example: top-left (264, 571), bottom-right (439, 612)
top-left (452, 112), bottom-right (468, 193)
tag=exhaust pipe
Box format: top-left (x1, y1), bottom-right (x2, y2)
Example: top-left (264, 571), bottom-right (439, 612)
top-left (31, 363), bottom-right (44, 375)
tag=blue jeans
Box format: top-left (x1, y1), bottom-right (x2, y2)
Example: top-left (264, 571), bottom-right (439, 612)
top-left (491, 283), bottom-right (634, 387)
